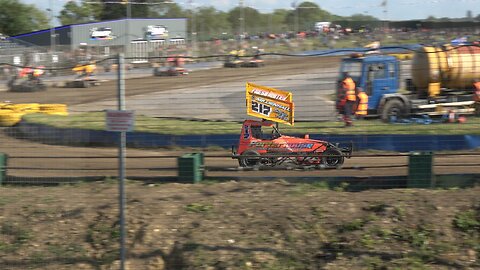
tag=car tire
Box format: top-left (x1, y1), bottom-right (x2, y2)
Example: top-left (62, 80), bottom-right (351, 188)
top-left (239, 150), bottom-right (261, 167)
top-left (322, 148), bottom-right (344, 168)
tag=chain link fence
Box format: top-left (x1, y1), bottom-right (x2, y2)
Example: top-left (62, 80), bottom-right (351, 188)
top-left (0, 26), bottom-right (479, 269)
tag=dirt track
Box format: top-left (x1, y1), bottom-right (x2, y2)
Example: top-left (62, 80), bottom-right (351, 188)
top-left (1, 56), bottom-right (341, 106)
top-left (1, 56), bottom-right (479, 179)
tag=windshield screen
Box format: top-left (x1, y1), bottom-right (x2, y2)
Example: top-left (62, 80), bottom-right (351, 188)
top-left (340, 61), bottom-right (362, 77)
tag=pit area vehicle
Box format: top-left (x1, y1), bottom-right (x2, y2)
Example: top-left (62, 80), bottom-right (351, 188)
top-left (232, 119), bottom-right (352, 168)
top-left (7, 67), bottom-right (46, 92)
top-left (339, 45), bottom-right (480, 121)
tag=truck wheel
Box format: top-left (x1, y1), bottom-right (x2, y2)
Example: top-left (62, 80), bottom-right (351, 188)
top-left (382, 99), bottom-right (406, 122)
top-left (239, 150), bottom-right (261, 167)
top-left (322, 148), bottom-right (344, 168)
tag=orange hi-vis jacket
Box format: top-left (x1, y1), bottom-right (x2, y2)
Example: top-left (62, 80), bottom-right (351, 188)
top-left (474, 81), bottom-right (480, 102)
top-left (342, 77), bottom-right (356, 101)
top-left (356, 91), bottom-right (369, 115)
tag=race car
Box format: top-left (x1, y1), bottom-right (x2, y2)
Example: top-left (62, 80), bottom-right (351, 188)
top-left (232, 119), bottom-right (352, 168)
top-left (223, 49), bottom-right (245, 68)
top-left (240, 47), bottom-right (265, 67)
top-left (65, 62), bottom-right (100, 88)
top-left (154, 55), bottom-right (188, 76)
top-left (8, 66), bottom-right (47, 92)
top-left (240, 57), bottom-right (265, 67)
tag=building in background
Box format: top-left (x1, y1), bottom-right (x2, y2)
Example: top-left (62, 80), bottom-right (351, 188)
top-left (7, 18), bottom-right (187, 65)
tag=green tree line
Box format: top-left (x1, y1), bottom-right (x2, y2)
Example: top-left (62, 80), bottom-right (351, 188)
top-left (0, 0), bottom-right (478, 39)
top-left (0, 0), bottom-right (378, 38)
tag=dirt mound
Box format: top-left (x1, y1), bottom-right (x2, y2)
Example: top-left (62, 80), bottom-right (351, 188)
top-left (1, 181), bottom-right (478, 269)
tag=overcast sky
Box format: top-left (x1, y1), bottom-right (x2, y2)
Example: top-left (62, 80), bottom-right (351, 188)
top-left (26, 0), bottom-right (480, 25)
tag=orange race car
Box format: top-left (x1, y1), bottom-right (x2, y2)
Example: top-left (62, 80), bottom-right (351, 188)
top-left (153, 55), bottom-right (188, 76)
top-left (232, 119), bottom-right (352, 168)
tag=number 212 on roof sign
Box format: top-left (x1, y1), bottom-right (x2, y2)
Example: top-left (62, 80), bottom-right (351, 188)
top-left (246, 82), bottom-right (294, 125)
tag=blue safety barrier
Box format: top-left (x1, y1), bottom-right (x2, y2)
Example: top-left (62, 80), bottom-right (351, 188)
top-left (17, 122), bottom-right (480, 152)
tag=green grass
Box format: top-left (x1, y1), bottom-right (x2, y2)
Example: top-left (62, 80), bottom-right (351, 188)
top-left (23, 112), bottom-right (480, 135)
top-left (185, 203), bottom-right (213, 213)
top-left (452, 209), bottom-right (480, 233)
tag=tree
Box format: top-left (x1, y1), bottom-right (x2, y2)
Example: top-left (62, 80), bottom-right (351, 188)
top-left (268, 9), bottom-right (289, 33)
top-left (100, 0), bottom-right (162, 20)
top-left (227, 6), bottom-right (262, 35)
top-left (348, 13), bottom-right (379, 22)
top-left (0, 0), bottom-right (49, 36)
top-left (151, 2), bottom-right (186, 18)
top-left (58, 0), bottom-right (103, 25)
top-left (285, 1), bottom-right (333, 32)
top-left (193, 7), bottom-right (230, 40)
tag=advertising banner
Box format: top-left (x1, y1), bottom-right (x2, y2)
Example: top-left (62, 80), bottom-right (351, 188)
top-left (145, 25), bottom-right (168, 39)
top-left (246, 82), bottom-right (294, 125)
top-left (90, 27), bottom-right (115, 40)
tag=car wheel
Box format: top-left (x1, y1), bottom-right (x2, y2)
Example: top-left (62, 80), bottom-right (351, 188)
top-left (239, 150), bottom-right (261, 167)
top-left (322, 148), bottom-right (344, 168)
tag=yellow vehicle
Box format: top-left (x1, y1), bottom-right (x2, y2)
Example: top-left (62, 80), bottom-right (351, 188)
top-left (224, 49), bottom-right (246, 68)
top-left (65, 62), bottom-right (100, 88)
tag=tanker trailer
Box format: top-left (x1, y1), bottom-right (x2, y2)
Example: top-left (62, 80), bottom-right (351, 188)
top-left (410, 45), bottom-right (480, 97)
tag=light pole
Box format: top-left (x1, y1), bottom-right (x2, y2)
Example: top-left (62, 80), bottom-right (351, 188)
top-left (47, 0), bottom-right (56, 69)
top-left (239, 0), bottom-right (245, 44)
top-left (291, 1), bottom-right (298, 34)
top-left (125, 1), bottom-right (132, 59)
top-left (189, 0), bottom-right (197, 57)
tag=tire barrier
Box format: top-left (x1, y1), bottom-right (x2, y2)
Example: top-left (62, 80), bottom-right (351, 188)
top-left (12, 103), bottom-right (40, 114)
top-left (0, 103), bottom-right (68, 127)
top-left (0, 110), bottom-right (24, 127)
top-left (39, 104), bottom-right (69, 116)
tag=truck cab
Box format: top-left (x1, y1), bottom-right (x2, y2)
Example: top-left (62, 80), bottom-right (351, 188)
top-left (339, 54), bottom-right (400, 114)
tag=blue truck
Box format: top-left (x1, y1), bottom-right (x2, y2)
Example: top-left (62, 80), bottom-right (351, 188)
top-left (338, 45), bottom-right (479, 121)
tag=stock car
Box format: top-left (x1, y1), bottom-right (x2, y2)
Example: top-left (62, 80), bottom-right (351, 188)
top-left (232, 119), bottom-right (352, 168)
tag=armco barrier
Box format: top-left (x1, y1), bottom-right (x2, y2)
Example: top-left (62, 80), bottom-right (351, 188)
top-left (15, 122), bottom-right (480, 151)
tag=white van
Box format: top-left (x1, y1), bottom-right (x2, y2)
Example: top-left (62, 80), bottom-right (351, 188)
top-left (315, 22), bottom-right (331, 32)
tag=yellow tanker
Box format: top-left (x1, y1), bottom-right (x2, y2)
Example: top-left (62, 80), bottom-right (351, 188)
top-left (411, 45), bottom-right (480, 96)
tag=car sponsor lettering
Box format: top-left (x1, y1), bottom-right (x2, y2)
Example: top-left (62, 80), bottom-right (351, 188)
top-left (249, 142), bottom-right (314, 149)
top-left (251, 88), bottom-right (288, 101)
top-left (243, 125), bottom-right (250, 139)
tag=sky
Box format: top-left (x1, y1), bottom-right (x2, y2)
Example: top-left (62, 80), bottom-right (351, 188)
top-left (24, 0), bottom-right (480, 26)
